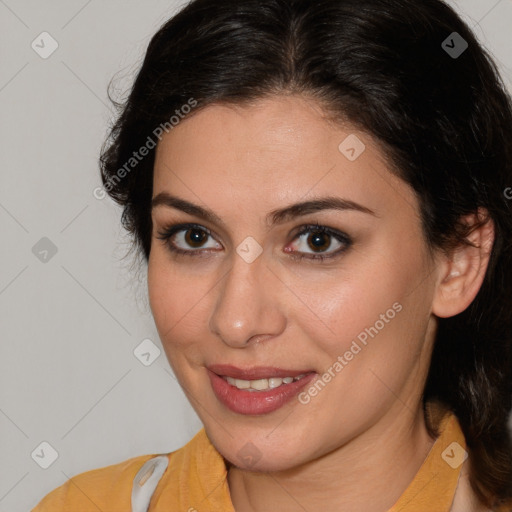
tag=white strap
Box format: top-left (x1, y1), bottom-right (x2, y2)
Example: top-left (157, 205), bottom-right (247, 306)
top-left (131, 455), bottom-right (169, 512)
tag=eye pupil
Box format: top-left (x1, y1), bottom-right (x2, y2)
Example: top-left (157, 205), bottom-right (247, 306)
top-left (308, 231), bottom-right (330, 251)
top-left (185, 228), bottom-right (207, 247)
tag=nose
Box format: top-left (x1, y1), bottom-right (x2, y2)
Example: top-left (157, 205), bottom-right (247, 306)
top-left (208, 248), bottom-right (286, 348)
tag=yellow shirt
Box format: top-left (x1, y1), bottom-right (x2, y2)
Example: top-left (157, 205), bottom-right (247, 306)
top-left (31, 405), bottom-right (510, 512)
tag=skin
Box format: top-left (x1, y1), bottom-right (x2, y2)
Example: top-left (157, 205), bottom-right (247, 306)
top-left (147, 94), bottom-right (494, 512)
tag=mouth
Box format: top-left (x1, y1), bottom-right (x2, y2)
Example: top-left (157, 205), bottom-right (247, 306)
top-left (222, 373), bottom-right (309, 391)
top-left (207, 363), bottom-right (314, 380)
top-left (207, 364), bottom-right (317, 415)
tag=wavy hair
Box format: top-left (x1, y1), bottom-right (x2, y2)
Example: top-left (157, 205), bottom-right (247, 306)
top-left (99, 0), bottom-right (512, 507)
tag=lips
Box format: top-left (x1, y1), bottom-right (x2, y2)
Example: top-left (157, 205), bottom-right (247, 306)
top-left (207, 368), bottom-right (317, 415)
top-left (207, 364), bottom-right (314, 380)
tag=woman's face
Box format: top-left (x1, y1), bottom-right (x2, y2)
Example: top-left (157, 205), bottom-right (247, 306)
top-left (148, 94), bottom-right (441, 472)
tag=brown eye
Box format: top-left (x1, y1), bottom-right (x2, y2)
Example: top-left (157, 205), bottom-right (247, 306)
top-left (184, 227), bottom-right (209, 248)
top-left (156, 222), bottom-right (352, 262)
top-left (156, 223), bottom-right (221, 256)
top-left (289, 224), bottom-right (351, 261)
top-left (306, 230), bottom-right (332, 252)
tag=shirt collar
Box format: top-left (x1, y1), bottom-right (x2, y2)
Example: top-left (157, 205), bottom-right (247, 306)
top-left (153, 402), bottom-right (464, 512)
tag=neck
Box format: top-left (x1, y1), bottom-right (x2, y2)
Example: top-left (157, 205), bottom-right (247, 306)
top-left (227, 402), bottom-right (436, 512)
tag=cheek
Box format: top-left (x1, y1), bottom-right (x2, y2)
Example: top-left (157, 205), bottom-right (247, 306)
top-left (294, 238), bottom-right (429, 361)
top-left (291, 250), bottom-right (433, 432)
top-left (147, 252), bottom-right (208, 348)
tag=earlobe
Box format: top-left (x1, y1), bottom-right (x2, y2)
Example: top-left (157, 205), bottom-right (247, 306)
top-left (432, 208), bottom-right (495, 319)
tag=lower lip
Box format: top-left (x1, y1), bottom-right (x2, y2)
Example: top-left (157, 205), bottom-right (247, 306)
top-left (208, 370), bottom-right (317, 415)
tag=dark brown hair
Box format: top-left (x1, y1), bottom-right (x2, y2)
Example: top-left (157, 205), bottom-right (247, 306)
top-left (99, 0), bottom-right (512, 507)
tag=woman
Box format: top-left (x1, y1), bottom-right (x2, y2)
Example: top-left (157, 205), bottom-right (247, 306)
top-left (32, 0), bottom-right (512, 510)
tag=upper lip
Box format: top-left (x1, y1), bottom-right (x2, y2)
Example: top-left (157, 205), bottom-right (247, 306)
top-left (208, 364), bottom-right (315, 380)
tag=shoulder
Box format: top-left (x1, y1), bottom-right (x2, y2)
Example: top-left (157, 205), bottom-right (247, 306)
top-left (426, 402), bottom-right (511, 512)
top-left (450, 447), bottom-right (512, 512)
top-left (31, 452), bottom-right (165, 511)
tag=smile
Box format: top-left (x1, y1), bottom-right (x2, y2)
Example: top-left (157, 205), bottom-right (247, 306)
top-left (222, 374), bottom-right (308, 391)
top-left (207, 366), bottom-right (317, 415)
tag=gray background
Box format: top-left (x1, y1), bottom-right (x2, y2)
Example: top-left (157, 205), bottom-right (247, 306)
top-left (0, 1), bottom-right (511, 511)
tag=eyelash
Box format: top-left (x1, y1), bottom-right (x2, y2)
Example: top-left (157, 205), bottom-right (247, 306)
top-left (155, 222), bottom-right (352, 262)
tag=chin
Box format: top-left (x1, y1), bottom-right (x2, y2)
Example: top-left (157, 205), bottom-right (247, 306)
top-left (226, 448), bottom-right (306, 473)
top-left (206, 424), bottom-right (314, 473)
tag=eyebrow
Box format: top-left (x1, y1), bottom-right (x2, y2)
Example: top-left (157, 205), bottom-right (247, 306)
top-left (151, 192), bottom-right (377, 229)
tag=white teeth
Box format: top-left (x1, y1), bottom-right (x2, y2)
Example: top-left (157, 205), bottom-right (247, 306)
top-left (250, 379), bottom-right (269, 390)
top-left (268, 378), bottom-right (283, 389)
top-left (223, 374), bottom-right (308, 391)
top-left (226, 376), bottom-right (251, 388)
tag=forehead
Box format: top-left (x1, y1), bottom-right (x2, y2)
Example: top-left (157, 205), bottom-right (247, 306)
top-left (155, 95), bottom-right (367, 172)
top-left (152, 94), bottom-right (418, 223)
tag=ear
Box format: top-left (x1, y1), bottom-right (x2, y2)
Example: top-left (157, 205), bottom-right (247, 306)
top-left (432, 208), bottom-right (495, 319)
